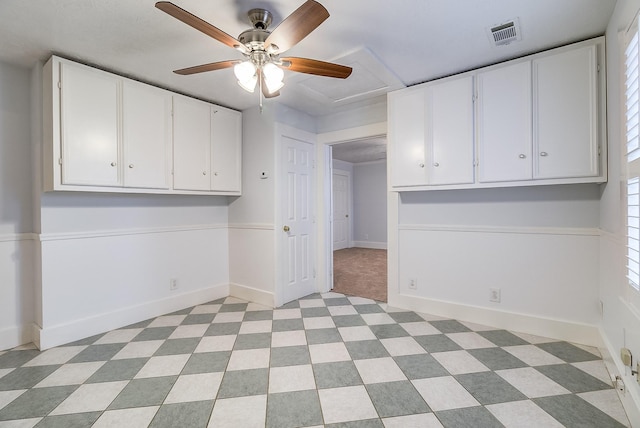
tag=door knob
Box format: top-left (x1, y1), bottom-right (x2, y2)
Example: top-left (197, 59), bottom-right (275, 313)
top-left (283, 225), bottom-right (290, 232)
top-left (346, 214), bottom-right (349, 218)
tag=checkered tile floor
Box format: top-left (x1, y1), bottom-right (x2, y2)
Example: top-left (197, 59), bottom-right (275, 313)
top-left (0, 292), bottom-right (630, 427)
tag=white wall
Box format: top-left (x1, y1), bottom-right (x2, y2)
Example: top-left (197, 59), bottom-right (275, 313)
top-left (0, 61), bottom-right (35, 350)
top-left (600, 0), bottom-right (640, 424)
top-left (353, 160), bottom-right (387, 248)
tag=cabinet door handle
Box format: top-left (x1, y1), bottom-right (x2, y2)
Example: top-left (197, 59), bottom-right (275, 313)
top-left (433, 162), bottom-right (440, 167)
top-left (203, 171), bottom-right (207, 175)
top-left (540, 152), bottom-right (548, 157)
top-left (519, 154), bottom-right (526, 159)
top-left (214, 172), bottom-right (218, 176)
top-left (129, 164), bottom-right (134, 168)
top-left (418, 163), bottom-right (425, 168)
top-left (110, 162), bottom-right (116, 167)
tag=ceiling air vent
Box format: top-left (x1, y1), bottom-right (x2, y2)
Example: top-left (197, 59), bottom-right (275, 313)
top-left (488, 18), bottom-right (522, 47)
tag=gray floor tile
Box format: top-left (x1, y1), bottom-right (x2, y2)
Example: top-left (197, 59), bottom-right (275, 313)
top-left (279, 300), bottom-right (301, 309)
top-left (149, 400), bottom-right (213, 428)
top-left (536, 342), bottom-right (601, 363)
top-left (369, 324), bottom-right (409, 339)
top-left (534, 394), bottom-right (627, 428)
top-left (121, 319), bottom-right (154, 328)
top-left (270, 346), bottom-right (311, 367)
top-left (301, 293), bottom-right (322, 300)
top-left (477, 330), bottom-right (529, 347)
top-left (132, 327), bottom-right (176, 342)
top-left (428, 320), bottom-right (471, 334)
top-left (204, 322), bottom-right (241, 336)
top-left (325, 419), bottom-right (385, 428)
top-left (266, 390), bottom-right (323, 428)
top-left (436, 406), bottom-right (504, 428)
top-left (154, 338), bottom-right (200, 356)
top-left (307, 328), bottom-right (342, 344)
top-left (234, 333), bottom-right (272, 350)
top-left (219, 303), bottom-right (249, 313)
top-left (108, 376), bottom-right (177, 409)
top-left (346, 340), bottom-right (390, 360)
top-left (468, 348), bottom-right (528, 370)
top-left (394, 354), bottom-right (449, 379)
top-left (301, 307), bottom-right (331, 318)
top-left (85, 358), bottom-right (148, 383)
top-left (0, 365), bottom-right (60, 390)
top-left (0, 350), bottom-right (42, 369)
top-left (414, 334), bottom-right (462, 353)
top-left (325, 297), bottom-right (352, 306)
top-left (182, 351), bottom-right (231, 374)
top-left (0, 386), bottom-right (77, 420)
top-left (217, 368), bottom-right (268, 398)
top-left (181, 314), bottom-right (215, 325)
top-left (456, 372), bottom-right (527, 405)
top-left (61, 333), bottom-right (106, 347)
top-left (387, 312), bottom-right (425, 323)
top-left (332, 315), bottom-right (366, 327)
top-left (535, 364), bottom-right (613, 393)
top-left (68, 343), bottom-right (126, 363)
top-left (313, 361), bottom-right (363, 389)
top-left (166, 307), bottom-right (193, 316)
top-left (366, 380), bottom-right (430, 417)
top-left (243, 310), bottom-right (274, 321)
top-left (210, 298), bottom-right (226, 304)
top-left (272, 319), bottom-right (305, 332)
top-left (34, 411), bottom-right (101, 428)
top-left (355, 304), bottom-right (385, 314)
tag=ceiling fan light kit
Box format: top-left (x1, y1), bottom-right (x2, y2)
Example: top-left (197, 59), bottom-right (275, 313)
top-left (155, 0), bottom-right (352, 107)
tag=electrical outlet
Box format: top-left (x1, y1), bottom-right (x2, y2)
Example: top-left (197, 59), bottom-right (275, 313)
top-left (616, 375), bottom-right (626, 394)
top-left (170, 278), bottom-right (179, 291)
top-left (489, 288), bottom-right (501, 303)
top-left (408, 278), bottom-right (417, 290)
top-left (621, 348), bottom-right (632, 367)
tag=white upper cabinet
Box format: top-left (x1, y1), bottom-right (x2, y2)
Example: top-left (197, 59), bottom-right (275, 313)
top-left (173, 96), bottom-right (212, 192)
top-left (533, 44), bottom-right (599, 179)
top-left (477, 61), bottom-right (532, 183)
top-left (211, 106), bottom-right (242, 192)
top-left (122, 80), bottom-right (172, 189)
top-left (59, 61), bottom-right (120, 187)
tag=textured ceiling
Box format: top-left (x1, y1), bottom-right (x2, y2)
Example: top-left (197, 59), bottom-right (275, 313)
top-left (0, 0), bottom-right (617, 117)
top-left (332, 138), bottom-right (387, 164)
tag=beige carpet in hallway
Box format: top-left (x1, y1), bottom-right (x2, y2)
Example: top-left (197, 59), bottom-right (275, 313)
top-left (333, 247), bottom-right (387, 302)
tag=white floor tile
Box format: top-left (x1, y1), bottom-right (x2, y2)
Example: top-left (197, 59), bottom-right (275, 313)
top-left (273, 308), bottom-right (302, 320)
top-left (447, 332), bottom-right (497, 349)
top-left (0, 390), bottom-right (25, 411)
top-left (572, 360), bottom-right (614, 386)
top-left (147, 315), bottom-right (186, 328)
top-left (496, 367), bottom-right (570, 398)
top-left (168, 324), bottom-right (208, 339)
top-left (338, 326), bottom-right (376, 342)
top-left (380, 337), bottom-right (427, 356)
top-left (92, 406), bottom-right (159, 428)
top-left (303, 317), bottom-right (335, 330)
top-left (223, 297), bottom-right (248, 304)
top-left (194, 335), bottom-right (236, 353)
top-left (50, 381), bottom-right (128, 415)
top-left (22, 346), bottom-right (86, 366)
top-left (399, 322), bottom-right (441, 336)
top-left (164, 372), bottom-right (223, 403)
top-left (212, 312), bottom-right (245, 323)
top-left (458, 321), bottom-right (496, 332)
top-left (239, 320), bottom-right (272, 334)
top-left (308, 342), bottom-right (351, 364)
top-left (431, 350), bottom-right (490, 375)
top-left (322, 292), bottom-right (346, 299)
top-left (382, 413), bottom-right (444, 428)
top-left (503, 345), bottom-right (564, 366)
top-left (354, 357), bottom-right (406, 384)
top-left (416, 312), bottom-right (448, 321)
top-left (578, 390), bottom-right (631, 427)
top-left (94, 329), bottom-right (143, 345)
top-left (328, 305), bottom-right (358, 316)
top-left (0, 368), bottom-right (14, 380)
top-left (134, 354), bottom-right (190, 379)
top-left (190, 304), bottom-right (221, 314)
top-left (208, 395), bottom-right (267, 428)
top-left (299, 299), bottom-right (326, 308)
top-left (347, 296), bottom-right (376, 305)
top-left (510, 331), bottom-right (559, 344)
top-left (268, 365), bottom-right (316, 393)
top-left (412, 376), bottom-right (479, 411)
top-left (35, 361), bottom-right (105, 387)
top-left (318, 385), bottom-right (378, 424)
top-left (10, 344), bottom-right (38, 351)
top-left (271, 330), bottom-right (307, 348)
top-left (379, 304), bottom-right (409, 313)
top-left (0, 418), bottom-right (42, 428)
top-left (486, 400), bottom-right (565, 428)
top-left (111, 340), bottom-right (164, 360)
top-left (246, 303), bottom-right (272, 312)
top-left (226, 348), bottom-right (270, 370)
top-left (361, 313), bottom-right (396, 325)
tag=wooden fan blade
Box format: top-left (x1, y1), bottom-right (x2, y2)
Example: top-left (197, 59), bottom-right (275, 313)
top-left (174, 60), bottom-right (239, 75)
top-left (155, 2), bottom-right (248, 54)
top-left (264, 0), bottom-right (329, 54)
top-left (280, 57), bottom-right (352, 78)
top-left (260, 71), bottom-right (280, 98)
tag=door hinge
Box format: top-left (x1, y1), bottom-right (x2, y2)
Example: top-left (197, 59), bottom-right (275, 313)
top-left (597, 64), bottom-right (601, 73)
top-left (58, 158), bottom-right (63, 165)
top-left (57, 81), bottom-right (62, 89)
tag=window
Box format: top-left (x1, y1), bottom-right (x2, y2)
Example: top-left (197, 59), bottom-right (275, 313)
top-left (626, 18), bottom-right (640, 292)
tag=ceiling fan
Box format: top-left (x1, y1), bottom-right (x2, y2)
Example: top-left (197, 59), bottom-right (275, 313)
top-left (155, 0), bottom-right (353, 100)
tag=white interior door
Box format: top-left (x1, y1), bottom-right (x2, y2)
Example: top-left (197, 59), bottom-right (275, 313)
top-left (333, 171), bottom-right (350, 250)
top-left (281, 136), bottom-right (316, 304)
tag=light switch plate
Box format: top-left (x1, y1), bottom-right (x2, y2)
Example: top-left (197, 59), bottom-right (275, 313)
top-left (621, 348), bottom-right (632, 367)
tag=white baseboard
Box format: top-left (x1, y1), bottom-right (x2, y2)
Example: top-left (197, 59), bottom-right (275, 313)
top-left (229, 283), bottom-right (274, 308)
top-left (388, 292), bottom-right (602, 347)
top-left (34, 283), bottom-right (230, 350)
top-left (0, 325), bottom-right (34, 351)
top-left (352, 241), bottom-right (388, 250)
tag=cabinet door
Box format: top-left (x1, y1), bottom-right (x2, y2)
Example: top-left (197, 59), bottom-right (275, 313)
top-left (173, 96), bottom-right (211, 191)
top-left (533, 44), bottom-right (598, 179)
top-left (388, 88), bottom-right (428, 187)
top-left (425, 76), bottom-right (474, 185)
top-left (211, 106), bottom-right (242, 192)
top-left (60, 62), bottom-right (120, 186)
top-left (122, 81), bottom-right (171, 189)
top-left (477, 61), bottom-right (532, 182)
